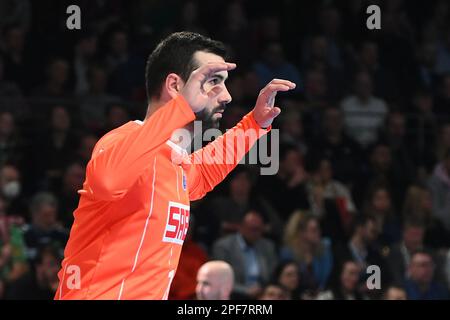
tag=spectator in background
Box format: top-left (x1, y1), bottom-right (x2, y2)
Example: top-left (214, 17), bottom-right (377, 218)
top-left (309, 106), bottom-right (362, 186)
top-left (278, 108), bottom-right (308, 155)
top-left (169, 216), bottom-right (208, 300)
top-left (80, 64), bottom-right (120, 131)
top-left (0, 24), bottom-right (34, 93)
top-left (407, 88), bottom-right (438, 174)
top-left (428, 149), bottom-right (450, 234)
top-left (212, 210), bottom-right (277, 299)
top-left (435, 26), bottom-right (450, 76)
top-left (281, 211), bottom-right (333, 295)
top-left (253, 42), bottom-right (301, 92)
top-left (404, 250), bottom-right (449, 300)
top-left (0, 164), bottom-right (26, 217)
top-left (76, 134), bottom-right (99, 166)
top-left (333, 215), bottom-right (390, 298)
top-left (435, 74), bottom-right (450, 117)
top-left (316, 260), bottom-right (368, 300)
top-left (32, 58), bottom-right (71, 99)
top-left (362, 184), bottom-right (401, 247)
top-left (0, 195), bottom-right (28, 287)
top-left (409, 41), bottom-right (438, 92)
top-left (387, 219), bottom-right (426, 285)
top-left (32, 106), bottom-right (79, 191)
top-left (258, 283), bottom-right (290, 300)
top-left (73, 31), bottom-right (98, 96)
top-left (23, 192), bottom-right (68, 264)
top-left (270, 260), bottom-right (301, 300)
top-left (306, 158), bottom-right (356, 237)
top-left (403, 185), bottom-right (450, 249)
top-left (383, 286), bottom-right (407, 300)
top-left (257, 144), bottom-right (309, 221)
top-left (54, 162), bottom-right (85, 227)
top-left (196, 261), bottom-right (234, 300)
top-left (435, 123), bottom-right (450, 164)
top-left (0, 56), bottom-right (28, 118)
top-left (340, 71), bottom-right (388, 148)
top-left (0, 111), bottom-right (25, 168)
top-left (98, 103), bottom-right (130, 137)
top-left (5, 245), bottom-right (62, 300)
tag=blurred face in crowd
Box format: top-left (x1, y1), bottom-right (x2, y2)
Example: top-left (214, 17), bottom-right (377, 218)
top-left (78, 135), bottom-right (98, 161)
top-left (360, 42), bottom-right (379, 68)
top-left (263, 42), bottom-right (284, 67)
top-left (310, 36), bottom-right (328, 61)
top-left (36, 251), bottom-right (61, 290)
top-left (440, 124), bottom-right (450, 149)
top-left (5, 27), bottom-right (25, 53)
top-left (278, 263), bottom-right (300, 292)
top-left (0, 165), bottom-right (21, 200)
top-left (442, 75), bottom-right (450, 100)
top-left (408, 253), bottom-right (434, 285)
top-left (63, 163), bottom-right (85, 193)
top-left (419, 42), bottom-right (436, 68)
top-left (318, 159), bottom-right (333, 183)
top-left (0, 112), bottom-right (14, 138)
top-left (403, 225), bottom-right (424, 253)
top-left (182, 1), bottom-right (198, 25)
top-left (302, 218), bottom-right (321, 246)
top-left (110, 31), bottom-right (128, 56)
top-left (78, 35), bottom-right (97, 57)
top-left (281, 149), bottom-right (303, 176)
top-left (305, 69), bottom-right (327, 99)
top-left (419, 189), bottom-right (433, 212)
top-left (259, 285), bottom-right (288, 300)
top-left (384, 287), bottom-right (407, 300)
top-left (387, 112), bottom-right (406, 139)
top-left (340, 261), bottom-right (361, 292)
top-left (89, 66), bottom-right (108, 93)
top-left (107, 105), bottom-right (130, 129)
top-left (33, 203), bottom-right (57, 229)
top-left (371, 145), bottom-right (392, 171)
top-left (372, 188), bottom-right (391, 213)
top-left (52, 106), bottom-right (71, 132)
top-left (354, 72), bottom-right (373, 100)
top-left (323, 107), bottom-right (343, 136)
top-left (196, 262), bottom-right (233, 300)
top-left (240, 211), bottom-right (265, 245)
top-left (361, 219), bottom-right (378, 244)
top-left (281, 112), bottom-right (303, 139)
top-left (48, 59), bottom-right (69, 86)
top-left (229, 171), bottom-right (251, 199)
top-left (319, 7), bottom-right (341, 36)
top-left (413, 92), bottom-right (433, 113)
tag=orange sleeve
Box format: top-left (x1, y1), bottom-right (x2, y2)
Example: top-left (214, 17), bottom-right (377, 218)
top-left (187, 111), bottom-right (270, 201)
top-left (85, 95), bottom-right (195, 201)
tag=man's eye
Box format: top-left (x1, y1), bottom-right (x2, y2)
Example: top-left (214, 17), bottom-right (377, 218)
top-left (209, 78), bottom-right (220, 85)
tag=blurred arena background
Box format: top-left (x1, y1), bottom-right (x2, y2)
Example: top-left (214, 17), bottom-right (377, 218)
top-left (0, 0), bottom-right (449, 300)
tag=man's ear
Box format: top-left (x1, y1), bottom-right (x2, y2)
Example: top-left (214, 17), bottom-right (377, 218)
top-left (165, 73), bottom-right (183, 99)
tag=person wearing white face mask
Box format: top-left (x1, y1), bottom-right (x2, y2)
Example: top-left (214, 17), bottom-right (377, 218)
top-left (0, 164), bottom-right (26, 218)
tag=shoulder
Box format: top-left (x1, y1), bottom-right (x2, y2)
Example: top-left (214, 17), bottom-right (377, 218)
top-left (93, 121), bottom-right (139, 154)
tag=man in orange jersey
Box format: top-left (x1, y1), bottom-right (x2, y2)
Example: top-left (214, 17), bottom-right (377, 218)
top-left (55, 31), bottom-right (295, 300)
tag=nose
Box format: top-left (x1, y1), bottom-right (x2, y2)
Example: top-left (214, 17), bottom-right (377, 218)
top-left (218, 86), bottom-right (232, 105)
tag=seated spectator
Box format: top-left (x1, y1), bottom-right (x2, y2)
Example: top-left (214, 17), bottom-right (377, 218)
top-left (0, 56), bottom-right (28, 118)
top-left (270, 260), bottom-right (302, 300)
top-left (169, 216), bottom-right (208, 300)
top-left (362, 184), bottom-right (401, 246)
top-left (31, 57), bottom-right (71, 99)
top-left (258, 283), bottom-right (290, 300)
top-left (281, 211), bottom-right (333, 294)
top-left (340, 71), bottom-right (388, 149)
top-left (0, 163), bottom-right (27, 217)
top-left (308, 106), bottom-right (362, 186)
top-left (306, 157), bottom-right (356, 238)
top-left (387, 218), bottom-right (426, 284)
top-left (195, 261), bottom-right (234, 300)
top-left (257, 144), bottom-right (309, 221)
top-left (428, 148), bottom-right (450, 234)
top-left (403, 185), bottom-right (450, 249)
top-left (383, 286), bottom-right (407, 300)
top-left (0, 195), bottom-right (28, 285)
top-left (0, 111), bottom-right (26, 168)
top-left (316, 260), bottom-right (368, 300)
top-left (76, 134), bottom-right (99, 166)
top-left (404, 249), bottom-right (449, 300)
top-left (5, 245), bottom-right (62, 300)
top-left (97, 103), bottom-right (131, 137)
top-left (333, 215), bottom-right (391, 298)
top-left (212, 210), bottom-right (277, 299)
top-left (23, 192), bottom-right (68, 264)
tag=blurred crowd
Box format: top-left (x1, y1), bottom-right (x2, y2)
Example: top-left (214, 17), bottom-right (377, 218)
top-left (0, 0), bottom-right (450, 300)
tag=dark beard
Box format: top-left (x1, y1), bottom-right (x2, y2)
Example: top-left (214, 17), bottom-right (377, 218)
top-left (195, 104), bottom-right (225, 130)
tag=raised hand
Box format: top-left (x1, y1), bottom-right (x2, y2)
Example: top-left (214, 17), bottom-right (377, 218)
top-left (252, 79), bottom-right (296, 128)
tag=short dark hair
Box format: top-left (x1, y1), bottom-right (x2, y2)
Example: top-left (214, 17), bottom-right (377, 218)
top-left (145, 31), bottom-right (227, 100)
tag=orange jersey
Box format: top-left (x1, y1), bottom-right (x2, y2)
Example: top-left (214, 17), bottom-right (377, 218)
top-left (54, 95), bottom-right (270, 300)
